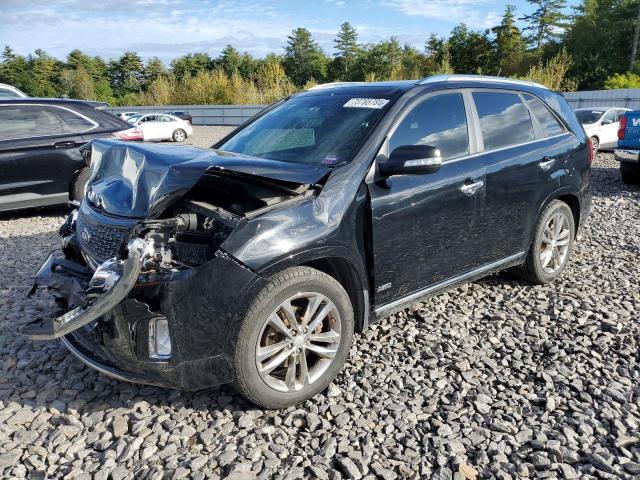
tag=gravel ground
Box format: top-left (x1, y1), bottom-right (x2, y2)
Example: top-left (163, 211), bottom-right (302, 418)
top-left (0, 153), bottom-right (638, 480)
top-left (185, 126), bottom-right (236, 148)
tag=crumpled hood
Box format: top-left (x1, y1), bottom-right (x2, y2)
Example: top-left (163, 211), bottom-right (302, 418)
top-left (84, 139), bottom-right (330, 218)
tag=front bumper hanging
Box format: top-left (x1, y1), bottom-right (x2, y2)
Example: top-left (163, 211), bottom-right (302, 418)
top-left (22, 238), bottom-right (151, 340)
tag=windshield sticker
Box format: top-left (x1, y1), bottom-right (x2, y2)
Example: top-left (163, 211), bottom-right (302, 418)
top-left (344, 98), bottom-right (389, 109)
top-left (321, 154), bottom-right (339, 165)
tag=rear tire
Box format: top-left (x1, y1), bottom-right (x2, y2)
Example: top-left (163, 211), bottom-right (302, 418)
top-left (233, 267), bottom-right (354, 409)
top-left (590, 136), bottom-right (599, 154)
top-left (172, 129), bottom-right (186, 142)
top-left (71, 168), bottom-right (90, 202)
top-left (621, 162), bottom-right (640, 185)
top-left (516, 200), bottom-right (575, 284)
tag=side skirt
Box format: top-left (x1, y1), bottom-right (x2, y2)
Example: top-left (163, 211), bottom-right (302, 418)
top-left (373, 252), bottom-right (525, 319)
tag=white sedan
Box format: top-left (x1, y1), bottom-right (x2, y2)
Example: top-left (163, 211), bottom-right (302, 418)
top-left (574, 107), bottom-right (630, 152)
top-left (127, 113), bottom-right (193, 142)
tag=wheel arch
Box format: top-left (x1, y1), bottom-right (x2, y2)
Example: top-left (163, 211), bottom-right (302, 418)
top-left (299, 256), bottom-right (370, 333)
top-left (257, 249), bottom-right (371, 334)
top-left (537, 190), bottom-right (581, 239)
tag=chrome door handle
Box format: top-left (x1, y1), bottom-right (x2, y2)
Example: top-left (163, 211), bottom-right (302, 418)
top-left (539, 158), bottom-right (555, 171)
top-left (460, 180), bottom-right (484, 196)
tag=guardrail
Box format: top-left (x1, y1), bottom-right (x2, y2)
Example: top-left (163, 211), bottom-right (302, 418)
top-left (106, 104), bottom-right (266, 126)
top-left (563, 88), bottom-right (640, 110)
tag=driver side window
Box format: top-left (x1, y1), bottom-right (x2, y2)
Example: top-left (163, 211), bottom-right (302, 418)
top-left (389, 93), bottom-right (469, 161)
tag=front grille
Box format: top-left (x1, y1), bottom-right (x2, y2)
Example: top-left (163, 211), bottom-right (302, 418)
top-left (76, 204), bottom-right (136, 265)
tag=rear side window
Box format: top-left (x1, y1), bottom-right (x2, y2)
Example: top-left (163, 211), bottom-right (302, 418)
top-left (390, 93), bottom-right (469, 161)
top-left (473, 92), bottom-right (534, 150)
top-left (0, 104), bottom-right (97, 140)
top-left (523, 94), bottom-right (564, 137)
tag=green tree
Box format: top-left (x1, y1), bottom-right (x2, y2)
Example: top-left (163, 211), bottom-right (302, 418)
top-left (28, 49), bottom-right (60, 97)
top-left (604, 71), bottom-right (640, 88)
top-left (171, 53), bottom-right (212, 80)
top-left (333, 22), bottom-right (360, 79)
top-left (492, 5), bottom-right (528, 75)
top-left (353, 38), bottom-right (403, 81)
top-left (521, 0), bottom-right (569, 49)
top-left (144, 57), bottom-right (166, 87)
top-left (447, 24), bottom-right (494, 74)
top-left (564, 0), bottom-right (639, 89)
top-left (283, 28), bottom-right (328, 85)
top-left (0, 46), bottom-right (29, 90)
top-left (109, 51), bottom-right (144, 96)
top-left (219, 45), bottom-right (242, 76)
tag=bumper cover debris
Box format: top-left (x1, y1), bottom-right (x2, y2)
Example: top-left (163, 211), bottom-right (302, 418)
top-left (23, 238), bottom-right (150, 340)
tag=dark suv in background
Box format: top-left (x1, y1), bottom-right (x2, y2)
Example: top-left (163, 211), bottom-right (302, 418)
top-left (0, 99), bottom-right (141, 212)
top-left (26, 75), bottom-right (591, 408)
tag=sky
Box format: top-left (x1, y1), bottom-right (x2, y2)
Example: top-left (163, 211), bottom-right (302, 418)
top-left (1, 0), bottom-right (579, 63)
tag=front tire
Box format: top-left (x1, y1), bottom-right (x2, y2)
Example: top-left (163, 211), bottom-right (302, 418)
top-left (71, 168), bottom-right (90, 202)
top-left (172, 129), bottom-right (186, 142)
top-left (233, 267), bottom-right (354, 409)
top-left (516, 200), bottom-right (575, 284)
top-left (621, 162), bottom-right (640, 185)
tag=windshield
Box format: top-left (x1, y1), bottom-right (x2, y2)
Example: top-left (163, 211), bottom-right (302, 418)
top-left (575, 109), bottom-right (604, 124)
top-left (218, 93), bottom-right (393, 166)
top-left (127, 115), bottom-right (142, 123)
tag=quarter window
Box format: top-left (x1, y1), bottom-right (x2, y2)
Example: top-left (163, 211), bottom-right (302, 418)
top-left (390, 93), bottom-right (469, 161)
top-left (523, 94), bottom-right (564, 137)
top-left (473, 92), bottom-right (534, 150)
top-left (0, 104), bottom-right (96, 141)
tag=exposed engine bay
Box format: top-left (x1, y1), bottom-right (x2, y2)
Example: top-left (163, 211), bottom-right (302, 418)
top-left (23, 139), bottom-right (326, 345)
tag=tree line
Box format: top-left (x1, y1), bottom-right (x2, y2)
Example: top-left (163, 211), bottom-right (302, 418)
top-left (2, 0), bottom-right (640, 106)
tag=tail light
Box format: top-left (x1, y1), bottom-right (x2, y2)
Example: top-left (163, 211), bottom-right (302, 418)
top-left (113, 127), bottom-right (143, 141)
top-left (588, 137), bottom-right (594, 166)
top-left (618, 115), bottom-right (627, 140)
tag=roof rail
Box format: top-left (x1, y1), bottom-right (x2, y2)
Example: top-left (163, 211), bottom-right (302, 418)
top-left (418, 74), bottom-right (548, 90)
top-left (308, 81), bottom-right (367, 90)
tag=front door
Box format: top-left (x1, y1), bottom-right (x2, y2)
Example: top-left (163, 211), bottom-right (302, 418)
top-left (367, 91), bottom-right (487, 306)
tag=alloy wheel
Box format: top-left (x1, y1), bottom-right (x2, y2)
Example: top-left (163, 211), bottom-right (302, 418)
top-left (539, 212), bottom-right (571, 274)
top-left (174, 130), bottom-right (185, 141)
top-left (256, 292), bottom-right (341, 392)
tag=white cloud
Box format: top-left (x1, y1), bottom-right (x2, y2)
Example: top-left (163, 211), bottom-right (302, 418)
top-left (383, 0), bottom-right (500, 29)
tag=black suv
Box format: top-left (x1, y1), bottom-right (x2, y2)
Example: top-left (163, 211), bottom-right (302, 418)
top-left (25, 76), bottom-right (591, 408)
top-left (0, 99), bottom-right (140, 212)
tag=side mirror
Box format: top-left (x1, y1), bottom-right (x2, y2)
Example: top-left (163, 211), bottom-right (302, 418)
top-left (601, 118), bottom-right (613, 125)
top-left (379, 144), bottom-right (443, 177)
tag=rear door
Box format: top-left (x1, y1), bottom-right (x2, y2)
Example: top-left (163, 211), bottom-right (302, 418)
top-left (0, 104), bottom-right (94, 210)
top-left (368, 90), bottom-right (487, 305)
top-left (599, 109), bottom-right (620, 149)
top-left (157, 115), bottom-right (176, 139)
top-left (473, 90), bottom-right (574, 262)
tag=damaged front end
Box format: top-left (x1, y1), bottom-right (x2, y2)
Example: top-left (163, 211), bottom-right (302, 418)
top-left (23, 139), bottom-right (327, 390)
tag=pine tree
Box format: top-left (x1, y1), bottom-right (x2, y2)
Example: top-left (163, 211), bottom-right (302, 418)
top-left (492, 5), bottom-right (527, 76)
top-left (219, 45), bottom-right (242, 76)
top-left (144, 57), bottom-right (166, 87)
top-left (333, 22), bottom-right (360, 79)
top-left (521, 0), bottom-right (569, 50)
top-left (283, 28), bottom-right (328, 85)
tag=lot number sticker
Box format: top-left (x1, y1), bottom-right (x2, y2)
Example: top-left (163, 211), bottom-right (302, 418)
top-left (344, 98), bottom-right (389, 109)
